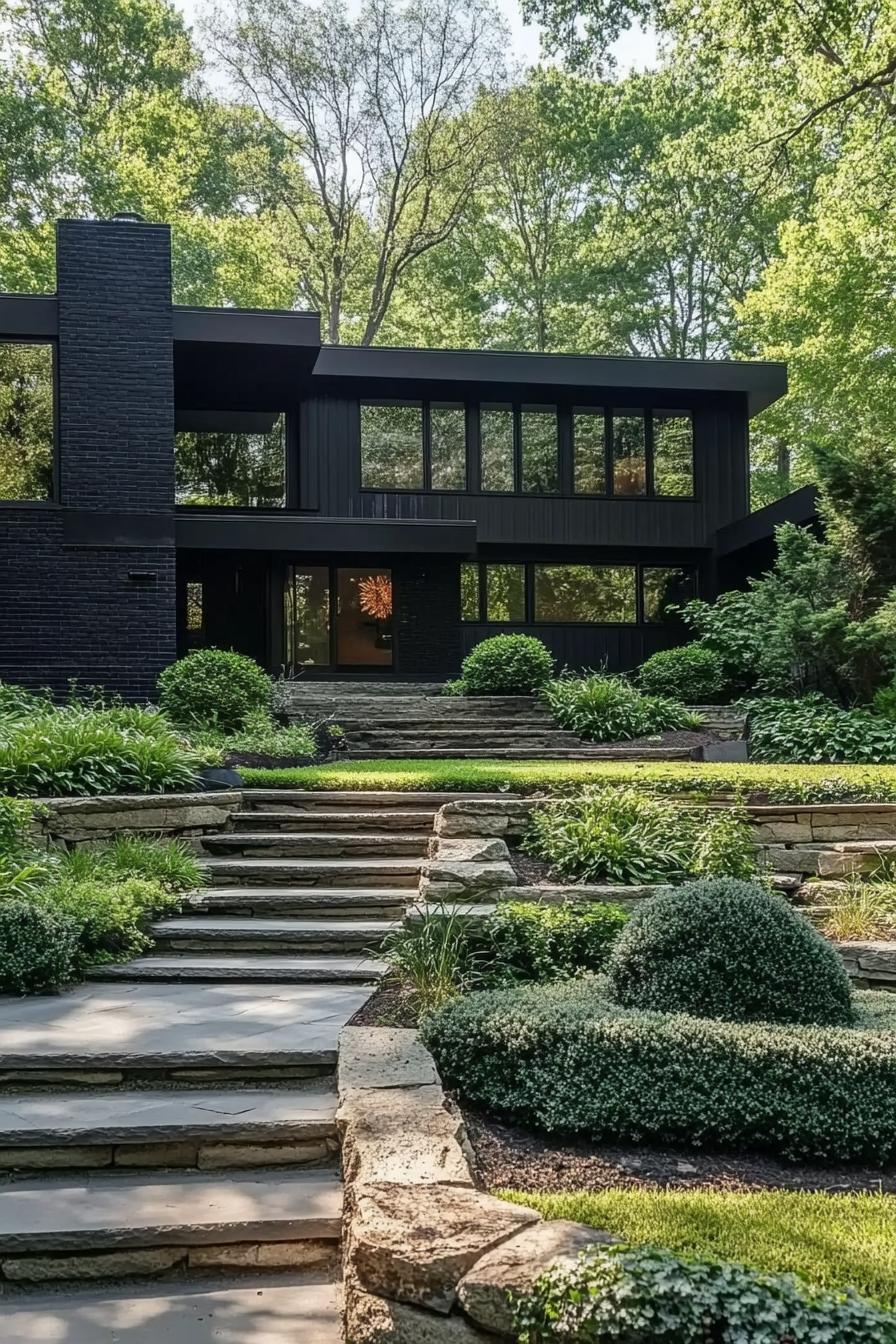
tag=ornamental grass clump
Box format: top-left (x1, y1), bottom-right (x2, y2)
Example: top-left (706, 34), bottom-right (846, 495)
top-left (606, 878), bottom-right (854, 1028)
top-left (541, 672), bottom-right (697, 743)
top-left (522, 788), bottom-right (756, 886)
top-left (0, 703), bottom-right (206, 797)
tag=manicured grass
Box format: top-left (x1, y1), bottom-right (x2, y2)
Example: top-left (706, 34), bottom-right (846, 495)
top-left (241, 757), bottom-right (896, 801)
top-left (502, 1188), bottom-right (896, 1308)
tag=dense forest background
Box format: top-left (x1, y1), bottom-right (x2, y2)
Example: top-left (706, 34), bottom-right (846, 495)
top-left (2, 0), bottom-right (894, 506)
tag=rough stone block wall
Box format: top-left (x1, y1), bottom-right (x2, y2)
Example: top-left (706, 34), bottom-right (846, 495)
top-left (0, 219), bottom-right (176, 698)
top-left (395, 558), bottom-right (461, 677)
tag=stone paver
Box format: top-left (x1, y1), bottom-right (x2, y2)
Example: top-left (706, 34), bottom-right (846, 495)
top-left (0, 1086), bottom-right (337, 1145)
top-left (90, 954), bottom-right (387, 983)
top-left (0, 1169), bottom-right (342, 1251)
top-left (0, 981), bottom-right (371, 1067)
top-left (3, 1274), bottom-right (342, 1344)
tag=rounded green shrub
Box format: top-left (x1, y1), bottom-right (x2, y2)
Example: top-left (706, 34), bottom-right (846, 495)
top-left (606, 878), bottom-right (854, 1027)
top-left (0, 899), bottom-right (79, 993)
top-left (638, 643), bottom-right (726, 702)
top-left (157, 648), bottom-right (271, 731)
top-left (459, 635), bottom-right (554, 696)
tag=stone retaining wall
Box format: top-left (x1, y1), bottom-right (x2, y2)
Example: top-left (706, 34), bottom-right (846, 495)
top-left (28, 792), bottom-right (242, 848)
top-left (337, 1028), bottom-right (614, 1342)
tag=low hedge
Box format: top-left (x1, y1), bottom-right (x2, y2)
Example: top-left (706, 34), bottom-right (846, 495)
top-left (513, 1243), bottom-right (896, 1343)
top-left (422, 980), bottom-right (896, 1163)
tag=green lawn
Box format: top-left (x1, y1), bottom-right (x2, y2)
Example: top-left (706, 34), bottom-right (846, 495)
top-left (241, 757), bottom-right (896, 801)
top-left (502, 1188), bottom-right (896, 1308)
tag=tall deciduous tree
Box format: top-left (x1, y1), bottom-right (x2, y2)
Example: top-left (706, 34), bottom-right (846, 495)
top-left (208, 0), bottom-right (508, 343)
top-left (0, 0), bottom-right (292, 303)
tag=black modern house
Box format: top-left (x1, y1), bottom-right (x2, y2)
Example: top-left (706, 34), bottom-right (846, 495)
top-left (0, 217), bottom-right (793, 699)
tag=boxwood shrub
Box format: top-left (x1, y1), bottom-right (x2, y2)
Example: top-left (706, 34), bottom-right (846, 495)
top-left (513, 1244), bottom-right (896, 1343)
top-left (157, 648), bottom-right (272, 730)
top-left (458, 635), bottom-right (554, 696)
top-left (0, 899), bottom-right (80, 993)
top-left (638, 643), bottom-right (727, 703)
top-left (606, 878), bottom-right (854, 1028)
top-left (422, 980), bottom-right (896, 1163)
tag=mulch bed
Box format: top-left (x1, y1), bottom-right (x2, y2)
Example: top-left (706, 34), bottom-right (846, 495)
top-left (598, 727), bottom-right (725, 752)
top-left (463, 1108), bottom-right (896, 1195)
top-left (350, 983), bottom-right (420, 1029)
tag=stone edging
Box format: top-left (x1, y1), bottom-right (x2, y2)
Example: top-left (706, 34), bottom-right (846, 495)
top-left (337, 1027), bottom-right (614, 1341)
top-left (28, 792), bottom-right (243, 846)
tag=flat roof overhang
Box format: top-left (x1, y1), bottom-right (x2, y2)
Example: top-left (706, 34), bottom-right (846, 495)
top-left (0, 294), bottom-right (58, 338)
top-left (176, 513), bottom-right (477, 555)
top-left (714, 484), bottom-right (819, 557)
top-left (312, 345), bottom-right (788, 417)
top-left (173, 305), bottom-right (322, 410)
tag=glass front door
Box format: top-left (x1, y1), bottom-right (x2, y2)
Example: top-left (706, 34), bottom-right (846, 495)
top-left (284, 565), bottom-right (394, 669)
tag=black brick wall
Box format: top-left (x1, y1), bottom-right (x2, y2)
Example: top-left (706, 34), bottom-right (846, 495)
top-left (395, 558), bottom-right (461, 676)
top-left (0, 219), bottom-right (176, 698)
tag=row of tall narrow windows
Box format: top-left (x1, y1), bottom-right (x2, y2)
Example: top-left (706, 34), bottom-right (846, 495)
top-left (0, 343), bottom-right (695, 510)
top-left (360, 402), bottom-right (695, 497)
top-left (461, 562), bottom-right (697, 625)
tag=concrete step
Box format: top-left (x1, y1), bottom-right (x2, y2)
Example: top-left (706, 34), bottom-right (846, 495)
top-left (200, 856), bottom-right (422, 887)
top-left (189, 886), bottom-right (410, 917)
top-left (201, 832), bottom-right (429, 858)
top-left (151, 916), bottom-right (399, 954)
top-left (88, 953), bottom-right (388, 985)
top-left (0, 1168), bottom-right (342, 1284)
top-left (0, 1086), bottom-right (338, 1173)
top-left (3, 1275), bottom-right (342, 1344)
top-left (242, 790), bottom-right (508, 810)
top-left (0, 981), bottom-right (371, 1086)
top-left (230, 808), bottom-right (436, 832)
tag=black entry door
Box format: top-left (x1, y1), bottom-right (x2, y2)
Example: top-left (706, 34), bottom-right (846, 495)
top-left (283, 564), bottom-right (394, 670)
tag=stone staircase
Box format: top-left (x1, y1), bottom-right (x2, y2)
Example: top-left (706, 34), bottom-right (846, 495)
top-left (0, 791), bottom-right (448, 1341)
top-left (281, 680), bottom-right (695, 760)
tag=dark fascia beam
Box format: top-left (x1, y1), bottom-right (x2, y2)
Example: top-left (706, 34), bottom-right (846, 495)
top-left (0, 294), bottom-right (58, 339)
top-left (176, 512), bottom-right (477, 554)
top-left (714, 484), bottom-right (820, 557)
top-left (174, 409), bottom-right (280, 434)
top-left (173, 306), bottom-right (321, 348)
top-left (312, 344), bottom-right (788, 417)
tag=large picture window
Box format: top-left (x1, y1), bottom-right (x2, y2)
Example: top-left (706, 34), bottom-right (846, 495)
top-left (176, 413), bottom-right (285, 507)
top-left (361, 403), bottom-right (423, 490)
top-left (653, 412), bottom-right (694, 496)
top-left (534, 564), bottom-right (637, 623)
top-left (521, 408), bottom-right (559, 494)
top-left (480, 405), bottom-right (515, 492)
top-left (0, 341), bottom-right (54, 501)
